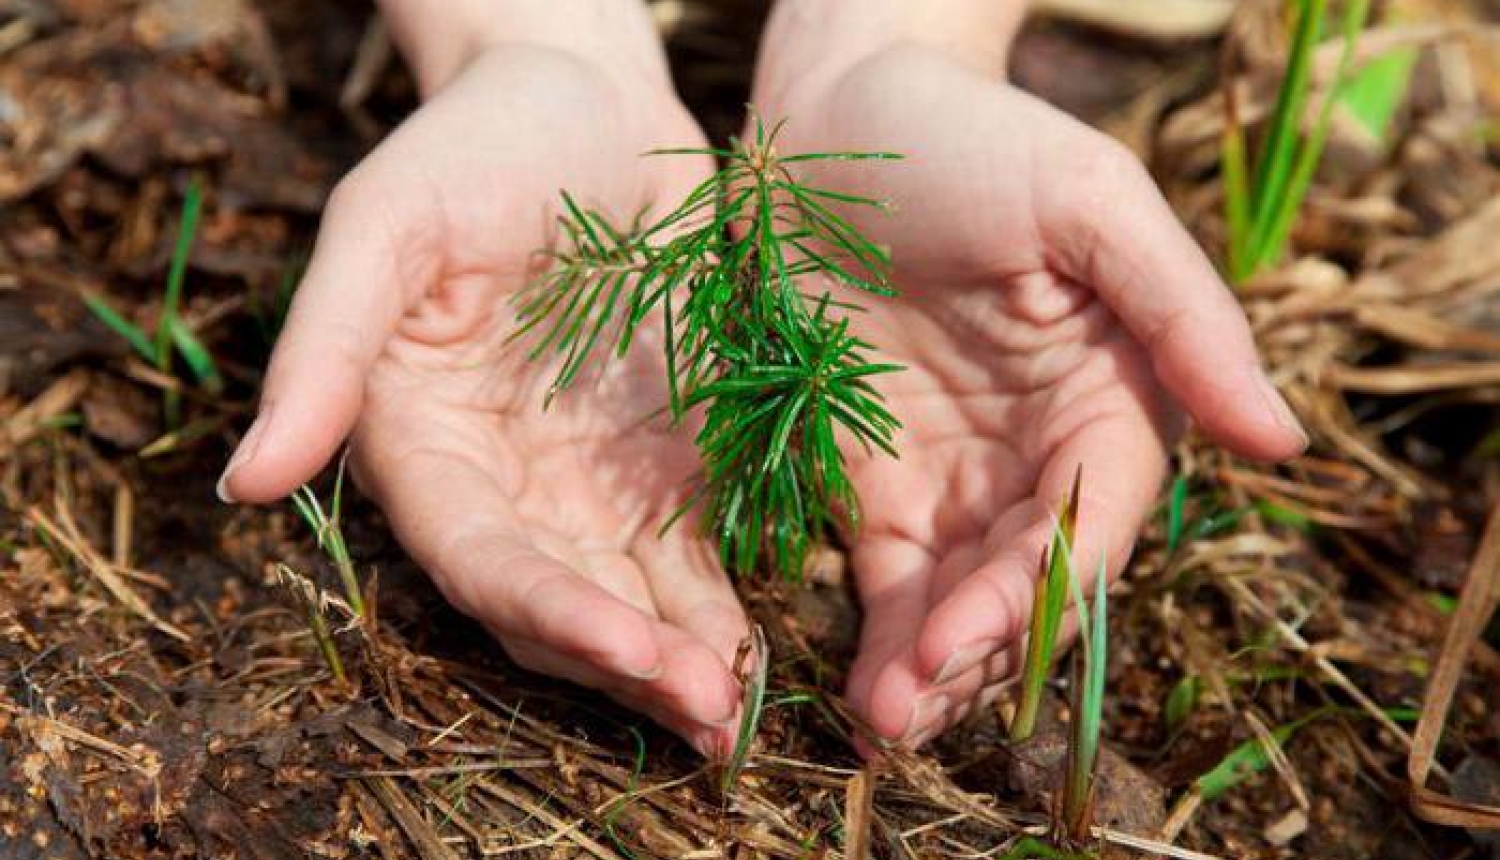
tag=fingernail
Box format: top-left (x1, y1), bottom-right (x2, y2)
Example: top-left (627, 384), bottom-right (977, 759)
top-left (626, 660), bottom-right (663, 682)
top-left (902, 693), bottom-right (950, 742)
top-left (709, 704), bottom-right (741, 730)
top-left (933, 640), bottom-right (998, 685)
top-left (692, 729), bottom-right (732, 762)
top-left (216, 406), bottom-right (274, 503)
top-left (1251, 365), bottom-right (1309, 449)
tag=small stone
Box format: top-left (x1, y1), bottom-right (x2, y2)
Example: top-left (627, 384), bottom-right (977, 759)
top-left (1264, 808), bottom-right (1308, 847)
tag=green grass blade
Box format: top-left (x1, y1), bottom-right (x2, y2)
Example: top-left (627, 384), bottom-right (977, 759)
top-left (1254, 498), bottom-right (1314, 532)
top-left (1084, 555), bottom-right (1108, 747)
top-left (154, 178), bottom-right (204, 370)
top-left (331, 449), bottom-right (349, 527)
top-left (1337, 45), bottom-right (1416, 145)
top-left (1249, 0), bottom-right (1327, 216)
top-left (1249, 0), bottom-right (1372, 273)
top-left (1191, 706), bottom-right (1417, 802)
top-left (165, 317), bottom-right (223, 394)
top-left (1221, 120), bottom-right (1252, 283)
top-left (82, 293), bottom-right (156, 362)
top-left (1166, 474), bottom-right (1189, 554)
top-left (1010, 472), bottom-right (1081, 742)
top-left (1164, 675), bottom-right (1202, 731)
top-left (1195, 709), bottom-right (1325, 801)
top-left (722, 625), bottom-right (768, 793)
top-left (1063, 554), bottom-right (1109, 838)
top-left (291, 487), bottom-right (324, 534)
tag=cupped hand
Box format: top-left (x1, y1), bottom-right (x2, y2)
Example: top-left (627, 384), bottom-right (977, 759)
top-left (754, 43), bottom-right (1308, 750)
top-left (219, 41), bottom-right (750, 756)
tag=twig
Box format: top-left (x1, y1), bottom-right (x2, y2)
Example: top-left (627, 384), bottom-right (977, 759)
top-left (363, 775), bottom-right (465, 860)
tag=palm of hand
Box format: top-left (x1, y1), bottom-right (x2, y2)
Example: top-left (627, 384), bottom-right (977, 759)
top-left (761, 46), bottom-right (1299, 747)
top-left (841, 272), bottom-right (1169, 746)
top-left (233, 47), bottom-right (749, 755)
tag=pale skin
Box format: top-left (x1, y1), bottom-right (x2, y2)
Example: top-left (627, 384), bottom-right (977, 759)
top-left (218, 0), bottom-right (1308, 757)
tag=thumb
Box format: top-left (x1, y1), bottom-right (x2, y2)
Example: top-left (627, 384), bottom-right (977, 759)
top-left (1039, 137), bottom-right (1309, 462)
top-left (218, 174), bottom-right (431, 503)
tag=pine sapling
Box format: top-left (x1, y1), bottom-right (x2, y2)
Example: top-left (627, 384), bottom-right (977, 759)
top-left (514, 116), bottom-right (904, 582)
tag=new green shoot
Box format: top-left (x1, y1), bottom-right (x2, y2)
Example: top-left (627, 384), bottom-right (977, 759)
top-left (1061, 554), bottom-right (1108, 842)
top-left (275, 563), bottom-right (347, 684)
top-left (84, 178), bottom-right (223, 427)
top-left (1223, 0), bottom-right (1373, 282)
top-left (291, 453), bottom-right (365, 618)
top-left (1010, 471), bottom-right (1081, 742)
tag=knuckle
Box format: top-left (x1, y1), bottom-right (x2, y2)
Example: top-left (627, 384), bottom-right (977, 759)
top-left (324, 169), bottom-right (383, 224)
top-left (1077, 136), bottom-right (1151, 193)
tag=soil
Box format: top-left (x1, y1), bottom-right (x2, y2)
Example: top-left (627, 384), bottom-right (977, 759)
top-left (2, 1), bottom-right (1499, 859)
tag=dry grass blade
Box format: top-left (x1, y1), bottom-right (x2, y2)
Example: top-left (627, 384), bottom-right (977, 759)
top-left (1408, 503), bottom-right (1500, 829)
top-left (0, 699), bottom-right (161, 779)
top-left (26, 505), bottom-right (190, 642)
top-left (1242, 709), bottom-right (1309, 811)
top-left (1223, 576), bottom-right (1420, 763)
top-left (1094, 826), bottom-right (1229, 860)
top-left (844, 766), bottom-right (876, 860)
top-left (1352, 304), bottom-right (1500, 353)
top-left (363, 775), bottom-right (466, 860)
top-left (1326, 361), bottom-right (1500, 393)
top-left (0, 369), bottom-right (88, 457)
top-left (478, 781), bottom-right (627, 860)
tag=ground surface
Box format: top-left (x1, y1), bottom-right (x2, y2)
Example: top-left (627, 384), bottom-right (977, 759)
top-left (2, 1), bottom-right (1499, 858)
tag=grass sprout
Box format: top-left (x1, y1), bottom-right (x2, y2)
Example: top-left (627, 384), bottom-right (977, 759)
top-left (1163, 674), bottom-right (1202, 732)
top-left (1010, 470), bottom-right (1081, 742)
top-left (996, 835), bottom-right (1092, 860)
top-left (1060, 553), bottom-right (1108, 842)
top-left (1003, 470), bottom-right (1110, 846)
top-left (1193, 704), bottom-right (1417, 803)
top-left (514, 114), bottom-right (904, 581)
top-left (275, 563), bottom-right (347, 684)
top-left (721, 624), bottom-right (768, 793)
top-left (291, 453), bottom-right (365, 618)
top-left (1223, 0), bottom-right (1373, 282)
top-left (83, 178), bottom-right (222, 426)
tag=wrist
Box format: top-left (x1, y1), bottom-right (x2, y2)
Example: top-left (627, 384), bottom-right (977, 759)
top-left (755, 0), bottom-right (1026, 97)
top-left (376, 0), bottom-right (672, 97)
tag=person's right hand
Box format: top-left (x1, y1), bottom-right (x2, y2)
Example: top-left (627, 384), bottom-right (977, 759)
top-left (216, 4), bottom-right (752, 757)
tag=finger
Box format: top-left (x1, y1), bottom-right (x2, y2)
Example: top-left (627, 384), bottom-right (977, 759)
top-left (906, 650), bottom-right (1021, 748)
top-left (364, 437), bottom-right (740, 729)
top-left (505, 625), bottom-right (742, 753)
top-left (1038, 136), bottom-right (1308, 461)
top-left (632, 516), bottom-right (751, 669)
top-left (218, 169), bottom-right (435, 503)
top-left (912, 389), bottom-right (1169, 684)
top-left (845, 535), bottom-right (937, 738)
top-left (361, 437), bottom-right (665, 679)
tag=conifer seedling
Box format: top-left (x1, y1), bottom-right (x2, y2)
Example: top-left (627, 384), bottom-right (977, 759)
top-left (514, 116), bottom-right (904, 582)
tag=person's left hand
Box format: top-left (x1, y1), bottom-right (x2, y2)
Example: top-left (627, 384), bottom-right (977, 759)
top-left (751, 38), bottom-right (1308, 750)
